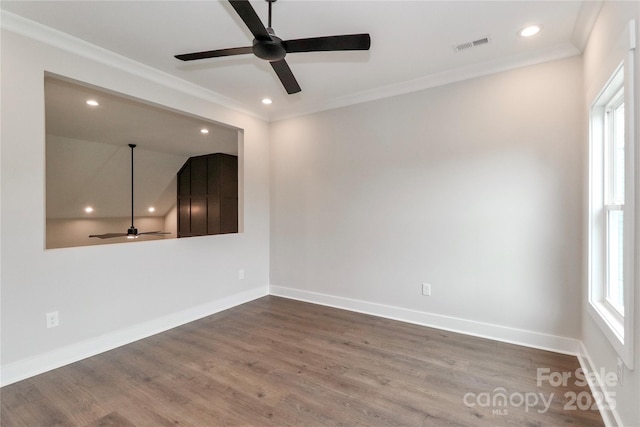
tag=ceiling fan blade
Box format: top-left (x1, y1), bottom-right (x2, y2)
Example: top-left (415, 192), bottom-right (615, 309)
top-left (270, 59), bottom-right (301, 94)
top-left (175, 46), bottom-right (253, 61)
top-left (137, 231), bottom-right (171, 236)
top-left (228, 0), bottom-right (272, 42)
top-left (283, 34), bottom-right (371, 54)
top-left (89, 233), bottom-right (128, 239)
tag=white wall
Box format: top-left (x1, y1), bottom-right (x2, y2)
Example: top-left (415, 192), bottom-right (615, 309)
top-left (271, 56), bottom-right (584, 349)
top-left (582, 2), bottom-right (640, 426)
top-left (0, 29), bottom-right (270, 384)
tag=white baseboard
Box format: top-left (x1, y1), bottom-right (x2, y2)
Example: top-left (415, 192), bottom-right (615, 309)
top-left (0, 286), bottom-right (268, 387)
top-left (269, 285), bottom-right (582, 356)
top-left (2, 284), bottom-right (619, 427)
top-left (0, 284), bottom-right (585, 388)
top-left (577, 343), bottom-right (623, 427)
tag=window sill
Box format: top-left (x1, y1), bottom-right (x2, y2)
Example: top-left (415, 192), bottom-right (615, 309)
top-left (590, 300), bottom-right (624, 342)
top-left (587, 299), bottom-right (633, 369)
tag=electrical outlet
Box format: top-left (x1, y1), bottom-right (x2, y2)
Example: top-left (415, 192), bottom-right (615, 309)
top-left (45, 311), bottom-right (59, 328)
top-left (238, 269), bottom-right (245, 280)
top-left (616, 357), bottom-right (624, 386)
top-left (422, 283), bottom-right (431, 296)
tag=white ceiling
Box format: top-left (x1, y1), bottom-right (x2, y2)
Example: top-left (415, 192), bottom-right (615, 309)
top-left (45, 76), bottom-right (239, 220)
top-left (1, 0), bottom-right (601, 121)
top-left (45, 76), bottom-right (239, 158)
top-left (4, 0), bottom-right (601, 225)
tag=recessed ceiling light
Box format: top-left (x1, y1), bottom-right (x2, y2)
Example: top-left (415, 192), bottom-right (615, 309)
top-left (86, 99), bottom-right (99, 106)
top-left (262, 98), bottom-right (273, 105)
top-left (84, 206), bottom-right (94, 213)
top-left (148, 207), bottom-right (155, 213)
top-left (200, 128), bottom-right (209, 134)
top-left (519, 25), bottom-right (541, 38)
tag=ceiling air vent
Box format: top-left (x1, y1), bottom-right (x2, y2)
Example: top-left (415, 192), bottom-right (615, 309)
top-left (454, 36), bottom-right (490, 52)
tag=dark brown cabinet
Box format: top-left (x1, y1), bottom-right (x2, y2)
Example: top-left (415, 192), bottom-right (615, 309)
top-left (177, 153), bottom-right (238, 237)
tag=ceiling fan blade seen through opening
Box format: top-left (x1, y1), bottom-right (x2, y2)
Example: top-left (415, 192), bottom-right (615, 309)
top-left (88, 233), bottom-right (129, 239)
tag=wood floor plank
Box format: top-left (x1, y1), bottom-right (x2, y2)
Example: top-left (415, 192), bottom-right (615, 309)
top-left (1, 296), bottom-right (605, 426)
top-left (84, 411), bottom-right (137, 427)
top-left (22, 370), bottom-right (109, 426)
top-left (0, 386), bottom-right (75, 427)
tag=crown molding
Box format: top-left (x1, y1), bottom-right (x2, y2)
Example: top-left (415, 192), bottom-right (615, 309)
top-left (0, 10), bottom-right (267, 121)
top-left (1, 10), bottom-right (583, 124)
top-left (270, 42), bottom-right (581, 122)
top-left (571, 0), bottom-right (604, 52)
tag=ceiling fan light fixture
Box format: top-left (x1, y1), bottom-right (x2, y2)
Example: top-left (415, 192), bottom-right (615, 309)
top-left (127, 227), bottom-right (138, 239)
top-left (519, 25), bottom-right (542, 38)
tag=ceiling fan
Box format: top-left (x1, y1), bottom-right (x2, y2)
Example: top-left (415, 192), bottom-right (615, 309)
top-left (174, 0), bottom-right (371, 94)
top-left (89, 144), bottom-right (170, 240)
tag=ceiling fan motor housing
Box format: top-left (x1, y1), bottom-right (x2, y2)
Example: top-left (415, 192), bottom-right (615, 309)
top-left (253, 36), bottom-right (286, 61)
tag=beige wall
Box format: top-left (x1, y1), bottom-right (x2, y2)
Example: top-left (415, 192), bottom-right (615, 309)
top-left (271, 56), bottom-right (584, 339)
top-left (164, 205), bottom-right (178, 238)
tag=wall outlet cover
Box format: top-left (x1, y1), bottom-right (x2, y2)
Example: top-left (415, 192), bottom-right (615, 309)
top-left (46, 311), bottom-right (59, 328)
top-left (422, 283), bottom-right (431, 296)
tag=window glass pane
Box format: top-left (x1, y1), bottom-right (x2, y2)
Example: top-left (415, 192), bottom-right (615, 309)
top-left (613, 103), bottom-right (625, 204)
top-left (607, 209), bottom-right (624, 312)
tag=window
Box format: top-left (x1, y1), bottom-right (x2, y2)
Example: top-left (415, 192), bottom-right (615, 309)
top-left (588, 58), bottom-right (635, 369)
top-left (604, 87), bottom-right (625, 316)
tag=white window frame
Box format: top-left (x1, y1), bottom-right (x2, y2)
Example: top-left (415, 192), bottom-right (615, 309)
top-left (587, 21), bottom-right (636, 369)
top-left (603, 88), bottom-right (625, 317)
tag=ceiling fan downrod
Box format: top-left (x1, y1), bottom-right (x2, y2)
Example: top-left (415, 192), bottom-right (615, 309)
top-left (127, 144), bottom-right (138, 238)
top-left (253, 0), bottom-right (285, 61)
top-left (267, 0), bottom-right (274, 30)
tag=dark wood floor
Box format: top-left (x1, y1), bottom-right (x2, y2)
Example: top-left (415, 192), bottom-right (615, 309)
top-left (1, 296), bottom-right (604, 426)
